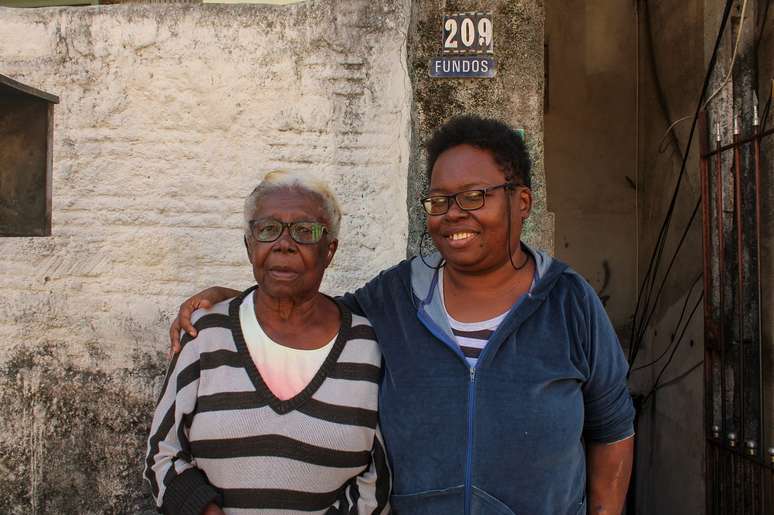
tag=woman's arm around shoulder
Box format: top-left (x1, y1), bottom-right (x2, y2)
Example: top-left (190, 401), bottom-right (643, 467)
top-left (169, 286), bottom-right (241, 354)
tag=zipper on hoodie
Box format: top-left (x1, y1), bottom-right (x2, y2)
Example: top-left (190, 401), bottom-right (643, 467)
top-left (465, 365), bottom-right (476, 515)
top-left (413, 253), bottom-right (547, 515)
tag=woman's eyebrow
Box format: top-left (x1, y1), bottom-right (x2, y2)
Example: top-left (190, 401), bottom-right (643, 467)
top-left (428, 182), bottom-right (490, 193)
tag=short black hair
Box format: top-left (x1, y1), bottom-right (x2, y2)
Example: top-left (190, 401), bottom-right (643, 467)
top-left (425, 115), bottom-right (531, 188)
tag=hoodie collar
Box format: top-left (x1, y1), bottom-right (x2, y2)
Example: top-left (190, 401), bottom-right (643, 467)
top-left (411, 241), bottom-right (558, 302)
top-left (410, 242), bottom-right (569, 366)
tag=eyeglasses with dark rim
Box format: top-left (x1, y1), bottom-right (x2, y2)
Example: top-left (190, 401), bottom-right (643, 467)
top-left (421, 182), bottom-right (516, 216)
top-left (249, 219), bottom-right (328, 244)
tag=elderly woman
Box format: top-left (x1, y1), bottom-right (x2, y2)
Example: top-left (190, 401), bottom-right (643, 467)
top-left (170, 116), bottom-right (635, 515)
top-left (145, 171), bottom-right (390, 515)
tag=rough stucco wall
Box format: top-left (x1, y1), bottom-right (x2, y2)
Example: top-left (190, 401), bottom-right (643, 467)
top-left (405, 0), bottom-right (552, 257)
top-left (0, 2), bottom-right (411, 512)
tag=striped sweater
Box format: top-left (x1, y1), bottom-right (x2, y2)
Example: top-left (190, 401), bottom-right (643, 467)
top-left (145, 288), bottom-right (391, 515)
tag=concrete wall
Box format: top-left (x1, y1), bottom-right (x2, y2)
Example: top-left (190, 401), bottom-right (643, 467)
top-left (405, 0), bottom-right (552, 258)
top-left (629, 1), bottom-right (707, 514)
top-left (544, 0), bottom-right (637, 337)
top-left (0, 2), bottom-right (411, 511)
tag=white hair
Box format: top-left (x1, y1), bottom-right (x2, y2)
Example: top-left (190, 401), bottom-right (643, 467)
top-left (243, 170), bottom-right (342, 239)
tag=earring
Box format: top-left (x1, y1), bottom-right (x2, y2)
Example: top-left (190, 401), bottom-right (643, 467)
top-left (505, 195), bottom-right (529, 271)
top-left (418, 231), bottom-right (445, 270)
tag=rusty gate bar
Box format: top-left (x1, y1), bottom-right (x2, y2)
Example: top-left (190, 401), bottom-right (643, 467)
top-left (715, 120), bottom-right (728, 472)
top-left (701, 107), bottom-right (771, 515)
top-left (700, 110), bottom-right (714, 515)
top-left (702, 125), bottom-right (774, 157)
top-left (752, 111), bottom-right (766, 511)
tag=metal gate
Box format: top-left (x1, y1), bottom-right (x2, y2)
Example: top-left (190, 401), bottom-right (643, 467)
top-left (700, 108), bottom-right (772, 514)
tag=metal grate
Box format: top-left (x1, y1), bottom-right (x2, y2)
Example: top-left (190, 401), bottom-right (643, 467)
top-left (699, 109), bottom-right (773, 514)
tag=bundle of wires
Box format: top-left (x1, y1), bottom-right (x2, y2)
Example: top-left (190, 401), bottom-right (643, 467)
top-left (626, 0), bottom-right (738, 403)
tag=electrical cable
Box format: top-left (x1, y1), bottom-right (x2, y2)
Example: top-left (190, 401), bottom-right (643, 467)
top-left (642, 0), bottom-right (685, 161)
top-left (654, 360), bottom-right (704, 390)
top-left (640, 292), bottom-right (704, 406)
top-left (754, 0), bottom-right (771, 63)
top-left (628, 0), bottom-right (736, 371)
top-left (628, 194), bottom-right (693, 370)
top-left (761, 83), bottom-right (772, 131)
top-left (703, 0), bottom-right (749, 110)
top-left (657, 115), bottom-right (693, 154)
top-left (629, 210), bottom-right (670, 366)
top-left (633, 198), bottom-right (701, 347)
top-left (651, 292), bottom-right (703, 389)
top-left (634, 0), bottom-right (752, 359)
top-left (631, 273), bottom-right (702, 372)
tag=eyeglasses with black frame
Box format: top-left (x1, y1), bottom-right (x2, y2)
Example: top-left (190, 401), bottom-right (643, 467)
top-left (421, 182), bottom-right (516, 216)
top-left (249, 219), bottom-right (328, 244)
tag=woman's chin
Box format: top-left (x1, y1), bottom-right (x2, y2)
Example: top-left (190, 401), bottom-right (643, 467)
top-left (441, 250), bottom-right (489, 271)
top-left (259, 280), bottom-right (301, 299)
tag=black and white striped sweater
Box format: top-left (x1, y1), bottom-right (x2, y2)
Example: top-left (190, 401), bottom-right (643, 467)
top-left (145, 288), bottom-right (391, 515)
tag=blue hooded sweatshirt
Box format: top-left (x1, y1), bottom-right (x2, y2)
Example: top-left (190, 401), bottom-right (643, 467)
top-left (339, 245), bottom-right (635, 515)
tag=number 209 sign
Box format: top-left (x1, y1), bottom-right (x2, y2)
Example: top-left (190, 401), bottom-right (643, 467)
top-left (442, 12), bottom-right (493, 54)
top-left (430, 12), bottom-right (496, 79)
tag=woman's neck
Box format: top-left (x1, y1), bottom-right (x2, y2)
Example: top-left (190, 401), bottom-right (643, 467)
top-left (252, 288), bottom-right (340, 350)
top-left (443, 246), bottom-right (531, 292)
top-left (442, 247), bottom-right (534, 323)
top-left (254, 289), bottom-right (321, 323)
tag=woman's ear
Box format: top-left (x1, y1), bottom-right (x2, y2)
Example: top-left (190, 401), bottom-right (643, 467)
top-left (324, 239), bottom-right (338, 267)
top-left (518, 186), bottom-right (533, 220)
top-left (244, 236), bottom-right (253, 261)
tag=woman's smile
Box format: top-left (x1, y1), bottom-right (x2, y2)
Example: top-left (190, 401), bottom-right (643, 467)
top-left (445, 231), bottom-right (479, 248)
top-left (448, 231), bottom-right (476, 241)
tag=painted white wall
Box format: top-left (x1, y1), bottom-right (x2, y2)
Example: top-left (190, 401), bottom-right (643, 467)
top-left (204, 0), bottom-right (306, 4)
top-left (0, 3), bottom-right (410, 509)
top-left (0, 1), bottom-right (411, 366)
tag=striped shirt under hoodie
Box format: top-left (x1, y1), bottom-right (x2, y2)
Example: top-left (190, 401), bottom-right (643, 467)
top-left (145, 287), bottom-right (391, 515)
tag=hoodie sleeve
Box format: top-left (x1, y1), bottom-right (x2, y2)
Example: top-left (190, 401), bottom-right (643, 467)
top-left (339, 288), bottom-right (368, 317)
top-left (580, 283), bottom-right (636, 443)
top-left (339, 260), bottom-right (410, 318)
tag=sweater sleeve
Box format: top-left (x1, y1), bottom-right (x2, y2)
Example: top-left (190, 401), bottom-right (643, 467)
top-left (581, 285), bottom-right (636, 443)
top-left (340, 426), bottom-right (391, 515)
top-left (144, 339), bottom-right (221, 514)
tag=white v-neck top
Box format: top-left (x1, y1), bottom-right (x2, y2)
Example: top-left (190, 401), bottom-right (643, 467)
top-left (239, 291), bottom-right (336, 400)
